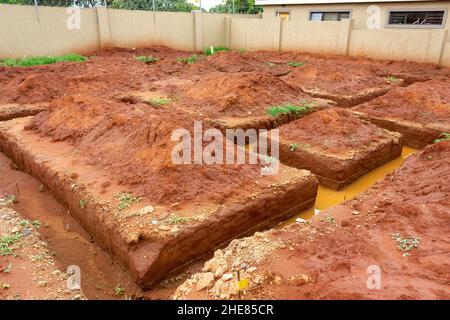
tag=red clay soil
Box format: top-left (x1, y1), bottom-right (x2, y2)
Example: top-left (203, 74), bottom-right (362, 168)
top-left (24, 98), bottom-right (274, 206)
top-left (0, 110), bottom-right (319, 286)
top-left (353, 79), bottom-right (450, 148)
top-left (175, 141), bottom-right (450, 300)
top-left (173, 71), bottom-right (316, 118)
top-left (280, 58), bottom-right (404, 107)
top-left (0, 47), bottom-right (191, 105)
top-left (272, 108), bottom-right (403, 189)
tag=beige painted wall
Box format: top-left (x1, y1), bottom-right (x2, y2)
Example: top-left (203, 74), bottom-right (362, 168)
top-left (263, 1), bottom-right (450, 31)
top-left (0, 4), bottom-right (449, 66)
top-left (107, 9), bottom-right (195, 51)
top-left (280, 19), bottom-right (352, 54)
top-left (0, 4), bottom-right (99, 58)
top-left (230, 17), bottom-right (282, 51)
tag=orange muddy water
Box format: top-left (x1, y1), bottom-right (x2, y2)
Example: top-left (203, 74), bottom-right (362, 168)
top-left (288, 146), bottom-right (418, 222)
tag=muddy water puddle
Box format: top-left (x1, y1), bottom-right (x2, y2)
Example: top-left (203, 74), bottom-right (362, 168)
top-left (286, 146), bottom-right (418, 223)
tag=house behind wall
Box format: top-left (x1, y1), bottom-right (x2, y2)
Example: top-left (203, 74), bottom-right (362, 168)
top-left (261, 1), bottom-right (449, 34)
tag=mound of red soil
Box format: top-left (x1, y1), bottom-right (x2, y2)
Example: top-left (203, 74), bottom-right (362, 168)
top-left (176, 71), bottom-right (309, 118)
top-left (279, 108), bottom-right (395, 154)
top-left (354, 79), bottom-right (450, 125)
top-left (352, 79), bottom-right (450, 148)
top-left (190, 51), bottom-right (292, 76)
top-left (280, 59), bottom-right (400, 106)
top-left (175, 141), bottom-right (450, 300)
top-left (25, 96), bottom-right (271, 206)
top-left (271, 108), bottom-right (403, 189)
top-left (0, 47), bottom-right (192, 105)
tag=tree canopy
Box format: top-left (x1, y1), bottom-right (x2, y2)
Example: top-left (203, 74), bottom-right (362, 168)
top-left (209, 0), bottom-right (262, 14)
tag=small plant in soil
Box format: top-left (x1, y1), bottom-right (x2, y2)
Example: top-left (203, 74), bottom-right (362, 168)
top-left (287, 61), bottom-right (307, 67)
top-left (177, 54), bottom-right (201, 64)
top-left (433, 132), bottom-right (450, 143)
top-left (267, 101), bottom-right (314, 118)
top-left (79, 199), bottom-right (88, 209)
top-left (135, 55), bottom-right (159, 64)
top-left (117, 192), bottom-right (141, 211)
top-left (0, 233), bottom-right (21, 257)
top-left (145, 97), bottom-right (171, 107)
top-left (19, 220), bottom-right (28, 227)
top-left (114, 284), bottom-right (125, 296)
top-left (386, 76), bottom-right (400, 83)
top-left (391, 233), bottom-right (420, 257)
top-left (265, 61), bottom-right (276, 67)
top-left (32, 220), bottom-right (41, 229)
top-left (203, 46), bottom-right (230, 56)
top-left (167, 214), bottom-right (189, 225)
top-left (0, 54), bottom-right (86, 67)
top-left (289, 143), bottom-right (298, 152)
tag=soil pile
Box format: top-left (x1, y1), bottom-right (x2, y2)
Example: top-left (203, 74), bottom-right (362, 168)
top-left (178, 71), bottom-right (310, 117)
top-left (25, 96), bottom-right (267, 206)
top-left (279, 108), bottom-right (393, 154)
top-left (353, 79), bottom-right (450, 125)
top-left (175, 141), bottom-right (450, 300)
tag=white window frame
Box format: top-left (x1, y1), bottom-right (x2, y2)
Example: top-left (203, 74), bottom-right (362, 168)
top-left (308, 9), bottom-right (352, 22)
top-left (385, 8), bottom-right (448, 29)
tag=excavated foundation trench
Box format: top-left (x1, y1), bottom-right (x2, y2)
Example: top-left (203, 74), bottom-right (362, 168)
top-left (0, 49), bottom-right (447, 298)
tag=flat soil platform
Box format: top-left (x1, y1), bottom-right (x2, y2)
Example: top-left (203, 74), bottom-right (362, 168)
top-left (0, 116), bottom-right (319, 288)
top-left (265, 108), bottom-right (404, 189)
top-left (175, 140), bottom-right (450, 300)
top-left (352, 79), bottom-right (450, 148)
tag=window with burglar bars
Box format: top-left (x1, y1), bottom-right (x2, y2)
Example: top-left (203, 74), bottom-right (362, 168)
top-left (388, 10), bottom-right (445, 26)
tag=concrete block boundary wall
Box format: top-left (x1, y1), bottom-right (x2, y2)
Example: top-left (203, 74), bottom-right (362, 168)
top-left (0, 4), bottom-right (449, 66)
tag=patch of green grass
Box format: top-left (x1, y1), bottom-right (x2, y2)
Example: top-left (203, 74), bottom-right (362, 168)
top-left (267, 101), bottom-right (314, 118)
top-left (19, 220), bottom-right (28, 227)
top-left (79, 199), bottom-right (88, 209)
top-left (135, 56), bottom-right (159, 64)
top-left (114, 284), bottom-right (125, 296)
top-left (145, 97), bottom-right (172, 107)
top-left (32, 220), bottom-right (41, 229)
top-left (287, 61), bottom-right (307, 67)
top-left (167, 215), bottom-right (189, 225)
top-left (203, 46), bottom-right (230, 56)
top-left (177, 54), bottom-right (201, 64)
top-left (117, 193), bottom-right (141, 211)
top-left (391, 233), bottom-right (420, 257)
top-left (0, 233), bottom-right (21, 257)
top-left (386, 76), bottom-right (400, 83)
top-left (433, 132), bottom-right (450, 143)
top-left (289, 143), bottom-right (298, 152)
top-left (0, 54), bottom-right (87, 67)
